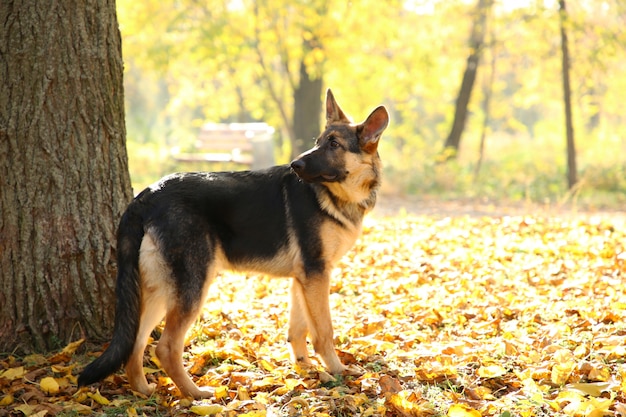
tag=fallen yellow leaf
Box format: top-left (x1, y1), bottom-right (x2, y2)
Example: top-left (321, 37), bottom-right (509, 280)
top-left (189, 404), bottom-right (225, 415)
top-left (385, 390), bottom-right (434, 416)
top-left (234, 358), bottom-right (252, 367)
top-left (143, 366), bottom-right (161, 374)
top-left (40, 376), bottom-right (60, 395)
top-left (588, 397), bottom-right (613, 414)
top-left (285, 378), bottom-right (304, 391)
top-left (448, 404), bottom-right (482, 417)
top-left (551, 362), bottom-right (575, 385)
top-left (0, 394), bottom-right (14, 406)
top-left (214, 385), bottom-right (228, 400)
top-left (588, 365), bottom-right (611, 382)
top-left (62, 339), bottom-right (85, 355)
top-left (24, 354), bottom-right (47, 366)
top-left (476, 364), bottom-right (507, 378)
top-left (0, 366), bottom-right (24, 380)
top-left (14, 404), bottom-right (35, 416)
top-left (87, 389), bottom-right (111, 405)
top-left (73, 389), bottom-right (89, 403)
top-left (50, 364), bottom-right (70, 374)
top-left (258, 359), bottom-right (274, 371)
top-left (62, 403), bottom-right (93, 414)
top-left (237, 385), bottom-right (251, 401)
top-left (565, 382), bottom-right (613, 397)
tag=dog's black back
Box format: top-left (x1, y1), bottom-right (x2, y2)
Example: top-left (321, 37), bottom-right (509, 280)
top-left (138, 166), bottom-right (329, 277)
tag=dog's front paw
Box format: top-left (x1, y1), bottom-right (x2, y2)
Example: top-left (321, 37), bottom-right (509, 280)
top-left (184, 386), bottom-right (215, 400)
top-left (130, 381), bottom-right (157, 397)
top-left (318, 370), bottom-right (337, 384)
top-left (198, 386), bottom-right (216, 399)
top-left (318, 364), bottom-right (363, 383)
top-left (343, 364), bottom-right (365, 377)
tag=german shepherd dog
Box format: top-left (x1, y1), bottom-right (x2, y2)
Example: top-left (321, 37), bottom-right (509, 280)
top-left (78, 89), bottom-right (389, 398)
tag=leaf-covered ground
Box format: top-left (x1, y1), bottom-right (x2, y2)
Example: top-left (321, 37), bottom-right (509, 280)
top-left (1, 208), bottom-right (626, 417)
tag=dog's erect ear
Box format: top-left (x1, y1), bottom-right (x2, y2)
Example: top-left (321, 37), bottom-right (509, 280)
top-left (326, 89), bottom-right (350, 125)
top-left (358, 106), bottom-right (389, 154)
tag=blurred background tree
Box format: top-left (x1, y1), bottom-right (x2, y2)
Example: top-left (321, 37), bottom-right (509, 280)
top-left (442, 0), bottom-right (494, 160)
top-left (558, 0), bottom-right (577, 190)
top-left (117, 0), bottom-right (626, 207)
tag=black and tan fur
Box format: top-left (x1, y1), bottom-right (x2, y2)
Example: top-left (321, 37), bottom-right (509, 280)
top-left (78, 89), bottom-right (389, 398)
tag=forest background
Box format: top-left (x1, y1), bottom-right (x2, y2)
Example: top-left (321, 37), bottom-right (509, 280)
top-left (117, 0), bottom-right (626, 208)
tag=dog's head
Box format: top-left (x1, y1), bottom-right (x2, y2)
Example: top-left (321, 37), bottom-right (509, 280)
top-left (291, 89), bottom-right (389, 195)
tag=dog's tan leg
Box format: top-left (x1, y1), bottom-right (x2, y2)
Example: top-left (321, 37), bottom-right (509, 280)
top-left (288, 279), bottom-right (312, 366)
top-left (299, 274), bottom-right (346, 374)
top-left (156, 305), bottom-right (213, 399)
top-left (126, 250), bottom-right (169, 397)
top-left (125, 296), bottom-right (166, 396)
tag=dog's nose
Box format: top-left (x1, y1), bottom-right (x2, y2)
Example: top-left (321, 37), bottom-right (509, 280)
top-left (290, 159), bottom-right (305, 172)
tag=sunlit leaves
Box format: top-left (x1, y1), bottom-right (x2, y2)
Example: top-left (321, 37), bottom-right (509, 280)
top-left (1, 212), bottom-right (626, 416)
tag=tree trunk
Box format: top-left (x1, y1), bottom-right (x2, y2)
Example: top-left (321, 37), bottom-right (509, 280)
top-left (474, 24), bottom-right (496, 183)
top-left (292, 58), bottom-right (323, 159)
top-left (0, 0), bottom-right (132, 353)
top-left (442, 0), bottom-right (493, 159)
top-left (559, 0), bottom-right (577, 189)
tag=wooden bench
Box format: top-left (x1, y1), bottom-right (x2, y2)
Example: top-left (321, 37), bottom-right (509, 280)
top-left (173, 123), bottom-right (275, 169)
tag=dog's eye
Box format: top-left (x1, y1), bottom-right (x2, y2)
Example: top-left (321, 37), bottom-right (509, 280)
top-left (328, 137), bottom-right (340, 149)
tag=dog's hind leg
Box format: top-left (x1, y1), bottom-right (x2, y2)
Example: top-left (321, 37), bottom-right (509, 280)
top-left (156, 303), bottom-right (214, 399)
top-left (155, 252), bottom-right (216, 399)
top-left (298, 274), bottom-right (346, 374)
top-left (126, 234), bottom-right (169, 396)
top-left (125, 289), bottom-right (166, 396)
top-left (288, 279), bottom-right (312, 366)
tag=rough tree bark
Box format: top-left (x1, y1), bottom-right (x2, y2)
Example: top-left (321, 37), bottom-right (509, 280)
top-left (558, 0), bottom-right (577, 189)
top-left (0, 0), bottom-right (132, 352)
top-left (442, 0), bottom-right (493, 159)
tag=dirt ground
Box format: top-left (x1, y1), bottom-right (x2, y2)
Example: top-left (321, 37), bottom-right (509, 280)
top-left (373, 193), bottom-right (626, 225)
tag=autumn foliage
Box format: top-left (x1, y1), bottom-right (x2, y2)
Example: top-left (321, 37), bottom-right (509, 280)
top-left (1, 211), bottom-right (625, 416)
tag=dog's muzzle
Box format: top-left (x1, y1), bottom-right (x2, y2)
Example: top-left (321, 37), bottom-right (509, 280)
top-left (290, 159), bottom-right (315, 182)
top-left (291, 159), bottom-right (340, 183)
top-left (290, 159), bottom-right (305, 174)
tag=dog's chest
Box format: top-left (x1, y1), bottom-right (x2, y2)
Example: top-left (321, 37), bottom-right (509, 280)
top-left (319, 220), bottom-right (361, 266)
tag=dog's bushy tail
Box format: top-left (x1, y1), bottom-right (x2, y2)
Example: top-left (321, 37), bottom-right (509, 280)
top-left (78, 200), bottom-right (145, 387)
